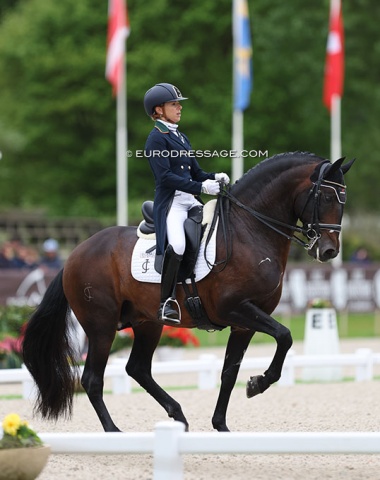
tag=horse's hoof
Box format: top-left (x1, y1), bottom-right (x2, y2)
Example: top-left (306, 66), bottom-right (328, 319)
top-left (246, 375), bottom-right (263, 398)
top-left (217, 425), bottom-right (230, 432)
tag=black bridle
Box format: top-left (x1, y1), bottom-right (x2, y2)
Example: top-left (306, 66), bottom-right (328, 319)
top-left (219, 162), bottom-right (346, 252)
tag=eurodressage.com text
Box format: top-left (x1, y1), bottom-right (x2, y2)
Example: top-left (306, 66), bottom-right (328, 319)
top-left (127, 149), bottom-right (269, 159)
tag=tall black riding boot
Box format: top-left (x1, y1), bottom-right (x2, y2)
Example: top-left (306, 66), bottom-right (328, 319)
top-left (157, 245), bottom-right (183, 324)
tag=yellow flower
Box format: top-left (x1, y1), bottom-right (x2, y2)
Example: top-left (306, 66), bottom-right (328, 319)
top-left (2, 413), bottom-right (21, 437)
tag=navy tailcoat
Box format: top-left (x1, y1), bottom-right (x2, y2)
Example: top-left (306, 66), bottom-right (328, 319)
top-left (145, 120), bottom-right (215, 256)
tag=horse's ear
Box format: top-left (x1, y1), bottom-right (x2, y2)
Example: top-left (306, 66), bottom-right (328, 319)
top-left (322, 157), bottom-right (345, 180)
top-left (341, 158), bottom-right (356, 175)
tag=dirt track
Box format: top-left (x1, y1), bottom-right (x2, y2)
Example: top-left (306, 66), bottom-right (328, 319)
top-left (1, 339), bottom-right (380, 479)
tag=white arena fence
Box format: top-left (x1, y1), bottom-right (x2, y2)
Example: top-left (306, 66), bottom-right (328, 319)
top-left (36, 422), bottom-right (380, 479)
top-left (0, 349), bottom-right (380, 399)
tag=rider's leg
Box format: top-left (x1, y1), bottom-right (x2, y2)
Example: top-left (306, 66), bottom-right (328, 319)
top-left (157, 199), bottom-right (187, 324)
top-left (157, 244), bottom-right (183, 324)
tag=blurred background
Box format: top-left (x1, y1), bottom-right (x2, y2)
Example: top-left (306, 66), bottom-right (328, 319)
top-left (0, 0), bottom-right (378, 261)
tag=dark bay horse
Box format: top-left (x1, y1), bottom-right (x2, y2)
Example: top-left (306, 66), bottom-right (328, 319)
top-left (22, 152), bottom-right (354, 433)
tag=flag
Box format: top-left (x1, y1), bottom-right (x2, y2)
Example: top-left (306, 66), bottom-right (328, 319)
top-left (323, 0), bottom-right (344, 111)
top-left (233, 0), bottom-right (253, 111)
top-left (106, 0), bottom-right (130, 94)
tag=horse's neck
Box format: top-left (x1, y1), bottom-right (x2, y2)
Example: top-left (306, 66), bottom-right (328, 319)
top-left (233, 170), bottom-right (300, 224)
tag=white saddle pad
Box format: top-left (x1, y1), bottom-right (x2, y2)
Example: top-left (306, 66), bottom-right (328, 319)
top-left (131, 200), bottom-right (218, 284)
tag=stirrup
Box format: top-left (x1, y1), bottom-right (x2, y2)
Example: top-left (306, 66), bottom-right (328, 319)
top-left (158, 298), bottom-right (181, 325)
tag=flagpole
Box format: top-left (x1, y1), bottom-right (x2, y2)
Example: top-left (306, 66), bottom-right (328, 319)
top-left (330, 94), bottom-right (341, 163)
top-left (330, 0), bottom-right (343, 267)
top-left (329, 0), bottom-right (342, 168)
top-left (232, 0), bottom-right (242, 183)
top-left (232, 0), bottom-right (252, 183)
top-left (331, 94), bottom-right (342, 267)
top-left (116, 54), bottom-right (127, 226)
top-left (232, 110), bottom-right (244, 183)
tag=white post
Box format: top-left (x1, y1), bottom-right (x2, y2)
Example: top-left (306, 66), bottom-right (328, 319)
top-left (111, 358), bottom-right (132, 394)
top-left (154, 421), bottom-right (184, 480)
top-left (198, 354), bottom-right (218, 390)
top-left (277, 349), bottom-right (295, 387)
top-left (116, 53), bottom-right (127, 226)
top-left (21, 364), bottom-right (36, 400)
top-left (355, 348), bottom-right (373, 382)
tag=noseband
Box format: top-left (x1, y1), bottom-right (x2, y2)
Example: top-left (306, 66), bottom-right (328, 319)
top-left (221, 162), bottom-right (346, 251)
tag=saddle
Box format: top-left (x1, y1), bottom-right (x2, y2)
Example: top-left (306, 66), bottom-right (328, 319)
top-left (139, 200), bottom-right (204, 282)
top-left (138, 200), bottom-right (225, 331)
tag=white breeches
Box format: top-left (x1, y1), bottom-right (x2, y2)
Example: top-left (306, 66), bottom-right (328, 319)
top-left (166, 191), bottom-right (202, 255)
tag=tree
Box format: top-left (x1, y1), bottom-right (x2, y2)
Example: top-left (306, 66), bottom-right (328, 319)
top-left (0, 0), bottom-right (378, 221)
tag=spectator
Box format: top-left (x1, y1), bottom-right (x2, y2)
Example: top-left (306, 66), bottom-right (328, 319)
top-left (0, 242), bottom-right (17, 268)
top-left (0, 239), bottom-right (39, 269)
top-left (39, 238), bottom-right (63, 270)
top-left (350, 247), bottom-right (372, 264)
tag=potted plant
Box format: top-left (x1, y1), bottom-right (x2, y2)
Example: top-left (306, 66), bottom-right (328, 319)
top-left (307, 298), bottom-right (333, 309)
top-left (0, 413), bottom-right (50, 479)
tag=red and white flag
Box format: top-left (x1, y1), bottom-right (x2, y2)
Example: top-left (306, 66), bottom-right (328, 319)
top-left (106, 0), bottom-right (130, 94)
top-left (323, 0), bottom-right (344, 111)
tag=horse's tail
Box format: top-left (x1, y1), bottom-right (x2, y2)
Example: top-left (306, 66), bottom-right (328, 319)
top-left (22, 269), bottom-right (79, 420)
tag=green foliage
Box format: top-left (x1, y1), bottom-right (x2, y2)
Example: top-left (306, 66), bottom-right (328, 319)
top-left (0, 306), bottom-right (32, 338)
top-left (110, 331), bottom-right (133, 354)
top-left (0, 0), bottom-right (378, 221)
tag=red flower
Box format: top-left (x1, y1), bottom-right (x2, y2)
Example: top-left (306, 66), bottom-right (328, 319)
top-left (120, 326), bottom-right (200, 348)
top-left (0, 336), bottom-right (23, 355)
top-left (159, 326), bottom-right (200, 347)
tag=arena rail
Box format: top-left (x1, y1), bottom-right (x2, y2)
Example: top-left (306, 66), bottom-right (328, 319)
top-left (1, 349), bottom-right (379, 399)
top-left (37, 421), bottom-right (380, 480)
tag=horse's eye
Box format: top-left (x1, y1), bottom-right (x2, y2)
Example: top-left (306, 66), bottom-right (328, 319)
top-left (322, 192), bottom-right (333, 203)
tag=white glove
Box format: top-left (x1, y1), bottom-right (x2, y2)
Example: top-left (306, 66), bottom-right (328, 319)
top-left (201, 179), bottom-right (220, 195)
top-left (215, 172), bottom-right (230, 185)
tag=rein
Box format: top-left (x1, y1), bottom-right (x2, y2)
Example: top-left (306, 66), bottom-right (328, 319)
top-left (207, 163), bottom-right (345, 271)
top-left (204, 192), bottom-right (232, 272)
top-left (221, 188), bottom-right (312, 249)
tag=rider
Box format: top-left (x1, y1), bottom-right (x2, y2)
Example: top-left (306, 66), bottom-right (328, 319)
top-left (144, 83), bottom-right (230, 325)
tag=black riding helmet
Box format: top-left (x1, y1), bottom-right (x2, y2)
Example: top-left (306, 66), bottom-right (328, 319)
top-left (144, 83), bottom-right (188, 116)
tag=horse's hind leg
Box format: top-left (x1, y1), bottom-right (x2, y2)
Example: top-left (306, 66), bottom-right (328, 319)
top-left (212, 327), bottom-right (255, 432)
top-left (80, 314), bottom-right (120, 432)
top-left (126, 322), bottom-right (190, 430)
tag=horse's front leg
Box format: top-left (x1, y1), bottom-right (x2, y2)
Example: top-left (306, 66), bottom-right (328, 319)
top-left (126, 322), bottom-right (190, 431)
top-left (212, 327), bottom-right (255, 432)
top-left (243, 304), bottom-right (293, 398)
top-left (216, 301), bottom-right (292, 408)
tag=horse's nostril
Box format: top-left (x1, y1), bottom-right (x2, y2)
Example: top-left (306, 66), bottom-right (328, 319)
top-left (322, 248), bottom-right (338, 260)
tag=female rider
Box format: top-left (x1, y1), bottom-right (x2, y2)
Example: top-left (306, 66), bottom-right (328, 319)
top-left (144, 83), bottom-right (229, 324)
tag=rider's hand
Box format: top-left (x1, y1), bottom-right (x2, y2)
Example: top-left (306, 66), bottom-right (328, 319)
top-left (215, 172), bottom-right (230, 185)
top-left (201, 179), bottom-right (220, 195)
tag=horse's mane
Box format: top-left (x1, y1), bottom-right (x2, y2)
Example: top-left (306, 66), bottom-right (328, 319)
top-left (231, 151), bottom-right (327, 193)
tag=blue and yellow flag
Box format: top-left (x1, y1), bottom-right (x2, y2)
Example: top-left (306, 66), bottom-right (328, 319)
top-left (233, 0), bottom-right (253, 111)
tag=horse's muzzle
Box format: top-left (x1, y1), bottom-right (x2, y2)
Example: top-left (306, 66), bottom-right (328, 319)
top-left (307, 236), bottom-right (340, 262)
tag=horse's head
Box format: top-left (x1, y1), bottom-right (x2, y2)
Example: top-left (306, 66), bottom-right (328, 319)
top-left (297, 157), bottom-right (355, 262)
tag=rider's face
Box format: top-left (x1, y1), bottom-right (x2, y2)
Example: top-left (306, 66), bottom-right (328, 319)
top-left (156, 101), bottom-right (182, 124)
